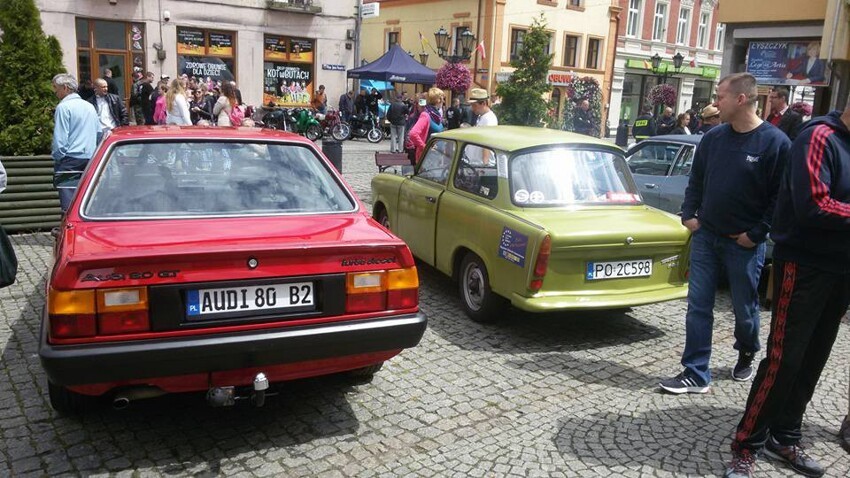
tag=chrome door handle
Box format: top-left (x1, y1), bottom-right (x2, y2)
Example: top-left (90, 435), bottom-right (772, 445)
top-left (644, 183), bottom-right (657, 189)
top-left (425, 196), bottom-right (436, 203)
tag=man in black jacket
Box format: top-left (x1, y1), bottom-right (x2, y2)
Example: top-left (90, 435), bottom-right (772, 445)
top-left (386, 97), bottom-right (408, 153)
top-left (656, 107), bottom-right (676, 135)
top-left (140, 72), bottom-right (155, 125)
top-left (572, 99), bottom-right (595, 136)
top-left (724, 99), bottom-right (850, 478)
top-left (89, 78), bottom-right (129, 143)
top-left (632, 105), bottom-right (656, 141)
top-left (767, 86), bottom-right (803, 140)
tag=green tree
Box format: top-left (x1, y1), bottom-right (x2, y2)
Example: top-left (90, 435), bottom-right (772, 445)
top-left (0, 0), bottom-right (64, 155)
top-left (494, 15), bottom-right (552, 127)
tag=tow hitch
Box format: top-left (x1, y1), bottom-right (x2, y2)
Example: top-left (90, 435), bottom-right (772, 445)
top-left (206, 373), bottom-right (272, 408)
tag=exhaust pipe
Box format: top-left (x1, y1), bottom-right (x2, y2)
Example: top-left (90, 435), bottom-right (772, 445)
top-left (112, 386), bottom-right (167, 409)
top-left (251, 372), bottom-right (269, 407)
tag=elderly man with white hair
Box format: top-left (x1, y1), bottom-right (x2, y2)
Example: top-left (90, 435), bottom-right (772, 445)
top-left (51, 73), bottom-right (99, 212)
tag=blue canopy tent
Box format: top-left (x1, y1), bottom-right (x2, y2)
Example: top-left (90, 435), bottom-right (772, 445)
top-left (359, 79), bottom-right (393, 91)
top-left (347, 44), bottom-right (436, 84)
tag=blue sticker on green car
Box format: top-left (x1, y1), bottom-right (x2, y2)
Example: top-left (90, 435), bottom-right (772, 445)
top-left (498, 227), bottom-right (527, 267)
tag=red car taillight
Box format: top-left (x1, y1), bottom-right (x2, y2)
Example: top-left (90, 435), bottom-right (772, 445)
top-left (529, 235), bottom-right (551, 293)
top-left (346, 267), bottom-right (419, 313)
top-left (48, 287), bottom-right (150, 339)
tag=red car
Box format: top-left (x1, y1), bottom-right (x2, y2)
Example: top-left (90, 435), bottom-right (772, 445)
top-left (39, 126), bottom-right (426, 414)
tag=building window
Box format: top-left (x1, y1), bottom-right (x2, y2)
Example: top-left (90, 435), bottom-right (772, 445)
top-left (262, 35), bottom-right (315, 107)
top-left (75, 18), bottom-right (146, 102)
top-left (567, 0), bottom-right (582, 7)
top-left (453, 26), bottom-right (471, 57)
top-left (510, 28), bottom-right (526, 61)
top-left (676, 7), bottom-right (691, 45)
top-left (652, 2), bottom-right (668, 42)
top-left (177, 27), bottom-right (237, 86)
top-left (564, 34), bottom-right (580, 67)
top-left (697, 11), bottom-right (710, 49)
top-left (586, 38), bottom-right (601, 70)
top-left (546, 33), bottom-right (554, 56)
top-left (387, 31), bottom-right (399, 50)
top-left (626, 0), bottom-right (642, 38)
top-left (714, 23), bottom-right (725, 51)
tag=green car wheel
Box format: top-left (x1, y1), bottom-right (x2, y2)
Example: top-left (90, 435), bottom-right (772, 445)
top-left (459, 252), bottom-right (504, 323)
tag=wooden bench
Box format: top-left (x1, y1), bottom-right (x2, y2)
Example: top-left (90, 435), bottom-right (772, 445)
top-left (375, 152), bottom-right (412, 172)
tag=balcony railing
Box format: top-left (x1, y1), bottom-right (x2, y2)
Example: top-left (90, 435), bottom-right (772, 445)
top-left (266, 0), bottom-right (321, 14)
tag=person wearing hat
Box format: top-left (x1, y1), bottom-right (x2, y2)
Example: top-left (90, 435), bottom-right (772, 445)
top-left (468, 88), bottom-right (497, 127)
top-left (698, 104), bottom-right (721, 134)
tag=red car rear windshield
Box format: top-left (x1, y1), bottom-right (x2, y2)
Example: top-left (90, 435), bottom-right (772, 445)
top-left (83, 141), bottom-right (356, 218)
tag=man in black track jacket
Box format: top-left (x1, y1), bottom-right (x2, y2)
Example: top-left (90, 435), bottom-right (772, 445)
top-left (725, 102), bottom-right (850, 478)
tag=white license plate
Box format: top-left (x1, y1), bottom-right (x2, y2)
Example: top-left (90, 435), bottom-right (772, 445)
top-left (586, 259), bottom-right (652, 280)
top-left (186, 282), bottom-right (314, 317)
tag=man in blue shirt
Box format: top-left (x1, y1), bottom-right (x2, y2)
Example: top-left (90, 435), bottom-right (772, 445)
top-left (51, 74), bottom-right (99, 212)
top-left (659, 73), bottom-right (791, 397)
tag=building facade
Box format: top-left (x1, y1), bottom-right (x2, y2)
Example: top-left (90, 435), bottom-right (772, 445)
top-left (718, 0), bottom-right (849, 115)
top-left (609, 0), bottom-right (723, 126)
top-left (36, 0), bottom-right (356, 108)
top-left (361, 0), bottom-right (619, 134)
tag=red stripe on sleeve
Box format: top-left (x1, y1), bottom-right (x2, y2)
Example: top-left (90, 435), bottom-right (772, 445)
top-left (806, 125), bottom-right (850, 217)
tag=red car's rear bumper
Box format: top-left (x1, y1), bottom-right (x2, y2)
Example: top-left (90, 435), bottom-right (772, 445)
top-left (39, 313), bottom-right (426, 391)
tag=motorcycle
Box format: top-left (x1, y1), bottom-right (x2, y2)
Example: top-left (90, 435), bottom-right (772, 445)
top-left (317, 109), bottom-right (351, 141)
top-left (261, 107), bottom-right (323, 141)
top-left (341, 112), bottom-right (383, 143)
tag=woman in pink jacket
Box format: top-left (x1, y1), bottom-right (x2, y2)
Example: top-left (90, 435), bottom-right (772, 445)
top-left (408, 87), bottom-right (445, 163)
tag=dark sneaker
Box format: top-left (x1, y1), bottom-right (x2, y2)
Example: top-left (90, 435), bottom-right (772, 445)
top-left (724, 450), bottom-right (757, 478)
top-left (733, 351), bottom-right (755, 381)
top-left (659, 372), bottom-right (709, 394)
top-left (764, 437), bottom-right (824, 477)
top-left (840, 415), bottom-right (850, 454)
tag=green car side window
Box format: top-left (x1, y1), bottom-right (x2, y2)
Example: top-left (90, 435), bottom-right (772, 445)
top-left (417, 139), bottom-right (455, 185)
top-left (455, 145), bottom-right (499, 199)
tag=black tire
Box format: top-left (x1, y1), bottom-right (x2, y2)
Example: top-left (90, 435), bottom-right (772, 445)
top-left (375, 207), bottom-right (390, 230)
top-left (367, 128), bottom-right (383, 143)
top-left (332, 123), bottom-right (351, 141)
top-left (458, 252), bottom-right (504, 323)
top-left (305, 124), bottom-right (322, 141)
top-left (48, 381), bottom-right (99, 415)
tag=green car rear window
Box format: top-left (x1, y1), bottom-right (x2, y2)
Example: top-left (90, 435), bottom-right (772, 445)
top-left (509, 148), bottom-right (640, 206)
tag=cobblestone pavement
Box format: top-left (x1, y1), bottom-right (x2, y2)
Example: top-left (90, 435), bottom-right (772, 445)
top-left (1, 138), bottom-right (848, 477)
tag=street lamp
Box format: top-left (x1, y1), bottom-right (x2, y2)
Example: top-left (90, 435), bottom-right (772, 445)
top-left (434, 26), bottom-right (476, 63)
top-left (649, 52), bottom-right (685, 84)
top-left (419, 51), bottom-right (429, 66)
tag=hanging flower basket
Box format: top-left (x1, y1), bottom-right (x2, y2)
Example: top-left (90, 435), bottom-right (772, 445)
top-left (435, 62), bottom-right (472, 94)
top-left (646, 84), bottom-right (677, 108)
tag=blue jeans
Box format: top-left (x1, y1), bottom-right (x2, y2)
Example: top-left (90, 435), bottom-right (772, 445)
top-left (54, 157), bottom-right (89, 212)
top-left (681, 227), bottom-right (765, 385)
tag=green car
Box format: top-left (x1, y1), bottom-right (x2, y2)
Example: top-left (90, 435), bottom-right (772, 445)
top-left (371, 126), bottom-right (690, 322)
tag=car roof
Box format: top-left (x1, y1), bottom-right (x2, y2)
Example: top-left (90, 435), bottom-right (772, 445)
top-left (106, 125), bottom-right (314, 144)
top-left (642, 134), bottom-right (702, 146)
top-left (433, 125), bottom-right (620, 152)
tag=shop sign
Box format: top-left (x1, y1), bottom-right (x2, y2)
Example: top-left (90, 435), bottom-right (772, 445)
top-left (495, 71), bottom-right (512, 83)
top-left (178, 56), bottom-right (234, 81)
top-left (625, 59), bottom-right (719, 79)
top-left (208, 32), bottom-right (233, 57)
top-left (746, 40), bottom-right (829, 87)
top-left (264, 36), bottom-right (288, 61)
top-left (263, 62), bottom-right (314, 107)
top-left (322, 64), bottom-right (345, 71)
top-left (547, 72), bottom-right (575, 86)
top-left (177, 28), bottom-right (205, 55)
top-left (289, 39), bottom-right (314, 63)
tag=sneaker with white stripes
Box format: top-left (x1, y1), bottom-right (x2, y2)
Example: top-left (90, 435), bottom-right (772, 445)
top-left (659, 372), bottom-right (710, 394)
